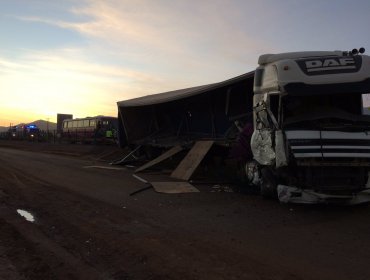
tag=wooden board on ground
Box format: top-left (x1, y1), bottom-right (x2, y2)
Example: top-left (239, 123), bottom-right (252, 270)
top-left (151, 181), bottom-right (199, 194)
top-left (135, 145), bottom-right (184, 173)
top-left (170, 140), bottom-right (214, 181)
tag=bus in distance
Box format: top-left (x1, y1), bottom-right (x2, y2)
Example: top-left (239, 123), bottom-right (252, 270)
top-left (62, 116), bottom-right (118, 143)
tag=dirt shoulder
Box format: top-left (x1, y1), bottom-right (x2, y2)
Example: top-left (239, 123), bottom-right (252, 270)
top-left (0, 154), bottom-right (285, 280)
top-left (1, 141), bottom-right (370, 280)
top-left (0, 139), bottom-right (126, 162)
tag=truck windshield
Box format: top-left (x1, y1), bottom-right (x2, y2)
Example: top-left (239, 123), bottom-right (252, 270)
top-left (283, 93), bottom-right (370, 130)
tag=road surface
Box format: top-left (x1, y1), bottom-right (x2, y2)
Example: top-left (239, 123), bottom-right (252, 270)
top-left (0, 143), bottom-right (370, 279)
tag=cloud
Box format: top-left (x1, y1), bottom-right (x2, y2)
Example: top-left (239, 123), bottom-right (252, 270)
top-left (0, 47), bottom-right (176, 123)
top-left (0, 48), bottom-right (163, 87)
top-left (3, 0), bottom-right (277, 124)
top-left (17, 0), bottom-right (268, 77)
top-left (87, 1), bottom-right (267, 47)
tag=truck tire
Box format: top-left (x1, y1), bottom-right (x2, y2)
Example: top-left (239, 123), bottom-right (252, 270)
top-left (260, 167), bottom-right (277, 198)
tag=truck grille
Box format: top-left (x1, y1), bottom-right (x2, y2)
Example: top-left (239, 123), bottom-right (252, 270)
top-left (286, 130), bottom-right (370, 159)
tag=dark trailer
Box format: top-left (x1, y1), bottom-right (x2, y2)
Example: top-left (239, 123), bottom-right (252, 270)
top-left (117, 71), bottom-right (255, 151)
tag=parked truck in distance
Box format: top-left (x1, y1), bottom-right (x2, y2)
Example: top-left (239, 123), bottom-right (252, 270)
top-left (247, 48), bottom-right (370, 204)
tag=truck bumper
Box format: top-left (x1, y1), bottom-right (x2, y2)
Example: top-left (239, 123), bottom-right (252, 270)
top-left (277, 185), bottom-right (370, 205)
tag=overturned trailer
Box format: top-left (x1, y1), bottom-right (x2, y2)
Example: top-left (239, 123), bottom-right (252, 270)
top-left (117, 72), bottom-right (254, 150)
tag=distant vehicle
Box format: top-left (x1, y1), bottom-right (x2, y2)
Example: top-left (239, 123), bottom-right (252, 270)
top-left (62, 116), bottom-right (118, 143)
top-left (9, 124), bottom-right (40, 141)
top-left (26, 124), bottom-right (40, 140)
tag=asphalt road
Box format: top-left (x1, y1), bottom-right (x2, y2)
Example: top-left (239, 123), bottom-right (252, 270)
top-left (1, 144), bottom-right (370, 279)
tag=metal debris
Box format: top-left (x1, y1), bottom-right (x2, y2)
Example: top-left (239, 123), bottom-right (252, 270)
top-left (211, 185), bottom-right (233, 193)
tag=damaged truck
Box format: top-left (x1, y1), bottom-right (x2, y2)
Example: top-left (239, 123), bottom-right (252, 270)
top-left (248, 48), bottom-right (370, 204)
top-left (116, 48), bottom-right (370, 204)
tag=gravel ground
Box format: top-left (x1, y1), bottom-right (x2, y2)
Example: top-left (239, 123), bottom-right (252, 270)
top-left (1, 140), bottom-right (370, 280)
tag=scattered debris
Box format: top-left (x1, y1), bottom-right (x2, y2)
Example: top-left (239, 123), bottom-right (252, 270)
top-left (110, 145), bottom-right (142, 165)
top-left (151, 182), bottom-right (199, 194)
top-left (83, 165), bottom-right (125, 170)
top-left (135, 145), bottom-right (183, 173)
top-left (277, 185), bottom-right (370, 205)
top-left (132, 174), bottom-right (148, 184)
top-left (131, 175), bottom-right (199, 195)
top-left (129, 186), bottom-right (153, 196)
top-left (211, 185), bottom-right (233, 193)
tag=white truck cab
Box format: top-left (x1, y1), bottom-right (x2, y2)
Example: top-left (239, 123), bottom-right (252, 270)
top-left (249, 48), bottom-right (370, 204)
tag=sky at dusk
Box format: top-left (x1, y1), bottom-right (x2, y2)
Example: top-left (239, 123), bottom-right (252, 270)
top-left (1, 0), bottom-right (370, 125)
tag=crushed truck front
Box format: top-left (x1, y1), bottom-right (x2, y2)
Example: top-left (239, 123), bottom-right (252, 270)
top-left (248, 49), bottom-right (370, 204)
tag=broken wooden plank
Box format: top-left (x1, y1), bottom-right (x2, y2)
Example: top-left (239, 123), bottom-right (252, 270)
top-left (171, 140), bottom-right (214, 181)
top-left (151, 181), bottom-right (199, 194)
top-left (135, 145), bottom-right (183, 173)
